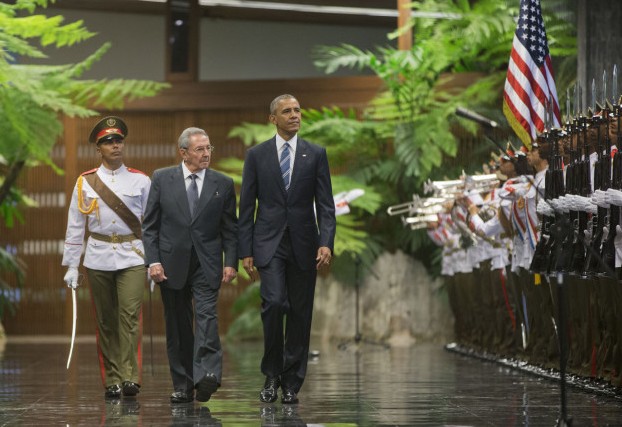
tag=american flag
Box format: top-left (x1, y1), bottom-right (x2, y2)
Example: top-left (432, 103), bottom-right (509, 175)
top-left (503, 0), bottom-right (561, 148)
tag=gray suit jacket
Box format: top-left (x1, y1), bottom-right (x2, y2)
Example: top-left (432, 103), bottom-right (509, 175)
top-left (142, 165), bottom-right (238, 289)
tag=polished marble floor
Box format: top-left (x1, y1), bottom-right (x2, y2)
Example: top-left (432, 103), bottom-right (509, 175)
top-left (1, 337), bottom-right (622, 426)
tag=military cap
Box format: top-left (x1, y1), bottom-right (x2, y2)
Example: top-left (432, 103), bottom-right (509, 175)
top-left (89, 116), bottom-right (128, 144)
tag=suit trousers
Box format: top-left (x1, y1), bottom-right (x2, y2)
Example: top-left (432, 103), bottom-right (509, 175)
top-left (258, 230), bottom-right (317, 393)
top-left (87, 264), bottom-right (145, 387)
top-left (160, 247), bottom-right (222, 393)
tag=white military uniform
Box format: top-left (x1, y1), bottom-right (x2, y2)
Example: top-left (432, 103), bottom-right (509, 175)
top-left (61, 163), bottom-right (150, 391)
top-left (62, 164), bottom-right (150, 269)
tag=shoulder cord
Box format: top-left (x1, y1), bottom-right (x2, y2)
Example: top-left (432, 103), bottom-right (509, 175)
top-left (77, 175), bottom-right (100, 222)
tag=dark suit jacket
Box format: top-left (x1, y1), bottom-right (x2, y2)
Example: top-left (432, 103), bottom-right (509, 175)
top-left (238, 136), bottom-right (336, 270)
top-left (142, 165), bottom-right (238, 288)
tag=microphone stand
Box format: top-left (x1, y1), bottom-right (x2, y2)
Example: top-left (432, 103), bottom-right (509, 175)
top-left (338, 254), bottom-right (387, 350)
top-left (550, 214), bottom-right (572, 427)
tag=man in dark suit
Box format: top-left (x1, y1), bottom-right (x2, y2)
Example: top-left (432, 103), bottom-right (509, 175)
top-left (238, 94), bottom-right (336, 404)
top-left (142, 127), bottom-right (238, 404)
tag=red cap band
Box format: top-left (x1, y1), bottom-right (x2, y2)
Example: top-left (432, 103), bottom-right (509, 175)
top-left (96, 128), bottom-right (124, 141)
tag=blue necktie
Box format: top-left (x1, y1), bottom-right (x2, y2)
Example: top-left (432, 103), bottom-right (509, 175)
top-left (187, 174), bottom-right (199, 216)
top-left (280, 143), bottom-right (291, 190)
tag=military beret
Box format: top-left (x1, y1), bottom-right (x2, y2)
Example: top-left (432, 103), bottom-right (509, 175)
top-left (89, 116), bottom-right (128, 144)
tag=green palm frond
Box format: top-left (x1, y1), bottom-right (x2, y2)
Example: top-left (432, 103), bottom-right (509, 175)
top-left (0, 246), bottom-right (25, 316)
top-left (227, 122), bottom-right (274, 147)
top-left (312, 44), bottom-right (377, 74)
top-left (0, 1), bottom-right (169, 317)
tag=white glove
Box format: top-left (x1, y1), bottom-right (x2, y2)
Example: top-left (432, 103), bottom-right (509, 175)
top-left (566, 194), bottom-right (583, 211)
top-left (584, 228), bottom-right (592, 243)
top-left (592, 190), bottom-right (610, 208)
top-left (557, 195), bottom-right (570, 213)
top-left (575, 195), bottom-right (592, 212)
top-left (536, 199), bottom-right (554, 216)
top-left (63, 267), bottom-right (79, 289)
top-left (606, 188), bottom-right (622, 206)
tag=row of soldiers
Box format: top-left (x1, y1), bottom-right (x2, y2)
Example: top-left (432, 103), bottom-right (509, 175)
top-left (417, 104), bottom-right (622, 387)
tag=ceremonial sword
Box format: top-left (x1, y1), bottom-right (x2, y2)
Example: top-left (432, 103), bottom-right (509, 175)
top-left (66, 286), bottom-right (77, 369)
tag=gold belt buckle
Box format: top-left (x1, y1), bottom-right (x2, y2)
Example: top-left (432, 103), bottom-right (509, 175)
top-left (110, 232), bottom-right (120, 244)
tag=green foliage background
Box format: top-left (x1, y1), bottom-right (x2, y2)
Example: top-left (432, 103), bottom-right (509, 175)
top-left (223, 0), bottom-right (577, 340)
top-left (0, 0), bottom-right (168, 317)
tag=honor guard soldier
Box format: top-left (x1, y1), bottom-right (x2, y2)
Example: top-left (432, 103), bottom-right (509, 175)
top-left (61, 116), bottom-right (151, 399)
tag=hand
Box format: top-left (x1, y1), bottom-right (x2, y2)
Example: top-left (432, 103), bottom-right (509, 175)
top-left (592, 189), bottom-right (609, 208)
top-left (149, 263), bottom-right (168, 283)
top-left (584, 228), bottom-right (593, 243)
top-left (242, 257), bottom-right (259, 282)
top-left (63, 267), bottom-right (80, 289)
top-left (316, 246), bottom-right (332, 270)
top-left (606, 188), bottom-right (622, 206)
top-left (222, 266), bottom-right (237, 284)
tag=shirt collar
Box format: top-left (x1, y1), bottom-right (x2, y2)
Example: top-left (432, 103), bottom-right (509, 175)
top-left (181, 161), bottom-right (206, 180)
top-left (276, 133), bottom-right (297, 152)
top-left (99, 164), bottom-right (126, 175)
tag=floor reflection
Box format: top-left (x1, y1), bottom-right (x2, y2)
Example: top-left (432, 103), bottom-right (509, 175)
top-left (0, 338), bottom-right (621, 426)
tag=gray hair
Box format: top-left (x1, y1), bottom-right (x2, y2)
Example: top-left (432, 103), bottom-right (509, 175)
top-left (178, 127), bottom-right (208, 149)
top-left (270, 94), bottom-right (297, 115)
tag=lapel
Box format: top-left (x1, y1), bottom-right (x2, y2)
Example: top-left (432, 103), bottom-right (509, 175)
top-left (288, 138), bottom-right (309, 194)
top-left (192, 169), bottom-right (218, 223)
top-left (171, 165), bottom-right (192, 220)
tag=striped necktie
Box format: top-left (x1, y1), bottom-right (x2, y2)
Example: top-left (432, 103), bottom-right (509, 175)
top-left (280, 143), bottom-right (291, 190)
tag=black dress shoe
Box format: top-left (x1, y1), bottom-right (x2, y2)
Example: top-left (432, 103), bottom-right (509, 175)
top-left (122, 381), bottom-right (140, 396)
top-left (105, 384), bottom-right (122, 399)
top-left (170, 391), bottom-right (194, 404)
top-left (195, 374), bottom-right (219, 402)
top-left (259, 377), bottom-right (280, 403)
top-left (281, 389), bottom-right (299, 404)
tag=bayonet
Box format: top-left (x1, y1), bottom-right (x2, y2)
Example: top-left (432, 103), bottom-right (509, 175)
top-left (603, 69), bottom-right (608, 107)
top-left (590, 79), bottom-right (596, 115)
top-left (613, 65), bottom-right (618, 106)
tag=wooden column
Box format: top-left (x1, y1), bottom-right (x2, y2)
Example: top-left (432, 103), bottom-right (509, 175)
top-left (165, 0), bottom-right (199, 82)
top-left (397, 0), bottom-right (412, 51)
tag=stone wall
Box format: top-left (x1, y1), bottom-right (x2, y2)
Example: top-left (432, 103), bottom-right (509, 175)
top-left (312, 250), bottom-right (455, 347)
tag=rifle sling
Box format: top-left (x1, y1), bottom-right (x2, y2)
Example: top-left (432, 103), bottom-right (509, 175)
top-left (83, 173), bottom-right (142, 239)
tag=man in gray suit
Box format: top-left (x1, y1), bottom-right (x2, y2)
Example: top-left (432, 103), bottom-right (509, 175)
top-left (238, 94), bottom-right (336, 404)
top-left (142, 127), bottom-right (238, 404)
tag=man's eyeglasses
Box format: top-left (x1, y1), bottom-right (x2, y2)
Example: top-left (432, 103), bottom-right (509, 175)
top-left (188, 145), bottom-right (214, 154)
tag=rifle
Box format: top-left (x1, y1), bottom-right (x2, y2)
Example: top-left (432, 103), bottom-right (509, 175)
top-left (583, 83), bottom-right (607, 277)
top-left (600, 102), bottom-right (620, 274)
top-left (570, 109), bottom-right (590, 274)
top-left (550, 126), bottom-right (571, 272)
top-left (529, 131), bottom-right (553, 274)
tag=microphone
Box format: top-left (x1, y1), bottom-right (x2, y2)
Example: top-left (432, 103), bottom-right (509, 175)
top-left (455, 107), bottom-right (499, 129)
